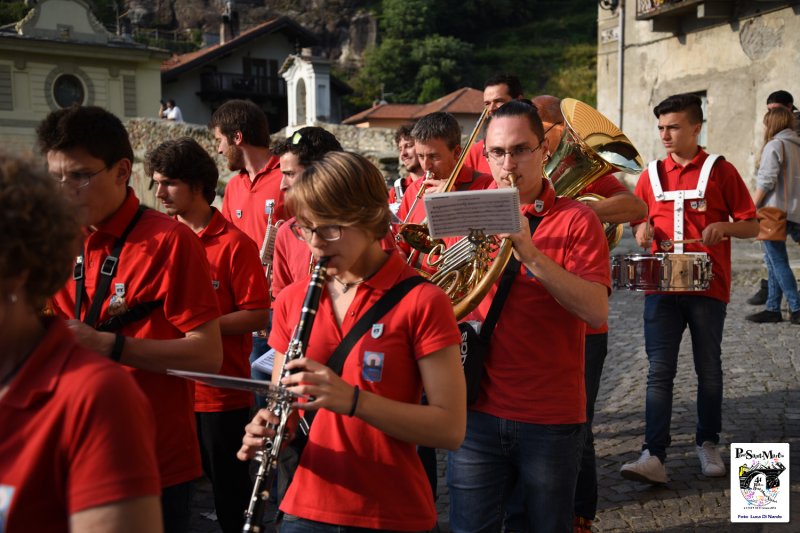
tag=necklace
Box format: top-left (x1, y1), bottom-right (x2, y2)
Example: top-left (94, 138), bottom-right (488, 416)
top-left (331, 276), bottom-right (366, 293)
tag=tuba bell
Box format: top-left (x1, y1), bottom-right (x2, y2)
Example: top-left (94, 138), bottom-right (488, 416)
top-left (398, 99), bottom-right (642, 320)
top-left (546, 98), bottom-right (644, 248)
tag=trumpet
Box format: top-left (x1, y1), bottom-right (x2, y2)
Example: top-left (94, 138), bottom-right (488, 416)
top-left (242, 257), bottom-right (329, 532)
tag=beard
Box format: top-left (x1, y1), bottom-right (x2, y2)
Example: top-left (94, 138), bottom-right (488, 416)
top-left (225, 144), bottom-right (245, 172)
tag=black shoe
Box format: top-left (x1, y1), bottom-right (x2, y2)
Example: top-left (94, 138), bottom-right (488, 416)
top-left (747, 279), bottom-right (768, 305)
top-left (791, 310), bottom-right (800, 325)
top-left (746, 310), bottom-right (783, 323)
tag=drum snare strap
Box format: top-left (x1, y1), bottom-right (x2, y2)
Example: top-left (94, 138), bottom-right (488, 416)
top-left (648, 155), bottom-right (720, 253)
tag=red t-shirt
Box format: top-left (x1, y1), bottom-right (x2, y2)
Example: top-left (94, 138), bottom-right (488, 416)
top-left (221, 155), bottom-right (285, 246)
top-left (0, 318), bottom-right (160, 533)
top-left (465, 139), bottom-right (491, 175)
top-left (579, 173), bottom-right (630, 335)
top-left (468, 181), bottom-right (611, 424)
top-left (271, 252), bottom-right (460, 530)
top-left (271, 217), bottom-right (400, 299)
top-left (51, 189), bottom-right (221, 487)
top-left (632, 149), bottom-right (757, 303)
top-left (194, 208), bottom-right (270, 412)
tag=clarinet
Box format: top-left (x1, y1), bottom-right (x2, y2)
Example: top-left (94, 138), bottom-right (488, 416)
top-left (242, 256), bottom-right (329, 533)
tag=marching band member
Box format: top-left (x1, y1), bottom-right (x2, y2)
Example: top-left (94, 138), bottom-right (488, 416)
top-left (533, 94), bottom-right (648, 533)
top-left (40, 106), bottom-right (222, 533)
top-left (446, 100), bottom-right (610, 533)
top-left (270, 127), bottom-right (343, 298)
top-left (465, 74), bottom-right (525, 175)
top-left (620, 93), bottom-right (758, 484)
top-left (210, 99), bottom-right (283, 390)
top-left (397, 112), bottom-right (493, 225)
top-left (0, 155), bottom-right (162, 533)
top-left (238, 151), bottom-right (466, 532)
top-left (388, 123), bottom-right (425, 212)
top-left (148, 138), bottom-right (270, 533)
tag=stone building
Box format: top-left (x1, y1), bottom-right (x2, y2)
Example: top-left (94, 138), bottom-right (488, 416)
top-left (596, 0), bottom-right (800, 186)
top-left (0, 0), bottom-right (167, 151)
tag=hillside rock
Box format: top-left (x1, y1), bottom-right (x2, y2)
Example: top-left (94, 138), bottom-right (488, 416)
top-left (123, 0), bottom-right (376, 68)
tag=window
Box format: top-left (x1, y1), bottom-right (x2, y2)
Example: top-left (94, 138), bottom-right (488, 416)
top-left (53, 74), bottom-right (85, 108)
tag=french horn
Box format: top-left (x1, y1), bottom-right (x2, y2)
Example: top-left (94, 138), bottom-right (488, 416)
top-left (398, 99), bottom-right (643, 320)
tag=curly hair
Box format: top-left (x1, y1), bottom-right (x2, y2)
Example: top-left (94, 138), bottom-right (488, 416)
top-left (0, 154), bottom-right (80, 309)
top-left (145, 137), bottom-right (219, 205)
top-left (287, 152), bottom-right (390, 240)
top-left (270, 127), bottom-right (343, 166)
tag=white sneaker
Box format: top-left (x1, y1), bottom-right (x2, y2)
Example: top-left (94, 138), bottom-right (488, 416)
top-left (696, 441), bottom-right (726, 477)
top-left (620, 449), bottom-right (668, 484)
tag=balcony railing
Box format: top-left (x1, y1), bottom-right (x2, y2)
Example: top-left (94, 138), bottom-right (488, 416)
top-left (636, 0), bottom-right (703, 19)
top-left (199, 72), bottom-right (286, 100)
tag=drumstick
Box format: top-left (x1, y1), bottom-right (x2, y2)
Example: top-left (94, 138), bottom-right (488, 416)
top-left (659, 237), bottom-right (729, 250)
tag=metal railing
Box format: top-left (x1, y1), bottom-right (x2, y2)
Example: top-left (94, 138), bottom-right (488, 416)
top-left (636, 0), bottom-right (695, 18)
top-left (199, 72), bottom-right (286, 98)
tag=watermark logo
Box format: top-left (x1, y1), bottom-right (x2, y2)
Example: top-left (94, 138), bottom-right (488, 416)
top-left (730, 443), bottom-right (789, 523)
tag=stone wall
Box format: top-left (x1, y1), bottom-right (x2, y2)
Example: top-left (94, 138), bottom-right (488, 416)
top-left (125, 118), bottom-right (399, 210)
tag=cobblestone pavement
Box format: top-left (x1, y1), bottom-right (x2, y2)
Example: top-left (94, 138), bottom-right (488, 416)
top-left (190, 237), bottom-right (800, 532)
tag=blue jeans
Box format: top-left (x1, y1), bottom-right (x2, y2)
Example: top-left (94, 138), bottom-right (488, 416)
top-left (447, 410), bottom-right (584, 533)
top-left (762, 224), bottom-right (800, 313)
top-left (643, 294), bottom-right (726, 461)
top-left (280, 514), bottom-right (427, 533)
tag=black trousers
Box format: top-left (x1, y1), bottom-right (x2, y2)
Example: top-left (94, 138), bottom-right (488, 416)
top-left (196, 408), bottom-right (253, 533)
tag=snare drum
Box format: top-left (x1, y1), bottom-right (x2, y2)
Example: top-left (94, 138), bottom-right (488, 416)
top-left (611, 253), bottom-right (712, 291)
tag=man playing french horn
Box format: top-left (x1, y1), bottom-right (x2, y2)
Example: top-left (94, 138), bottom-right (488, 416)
top-left (446, 100), bottom-right (611, 533)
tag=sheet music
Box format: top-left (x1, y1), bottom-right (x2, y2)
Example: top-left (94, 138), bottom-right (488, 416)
top-left (424, 188), bottom-right (521, 239)
top-left (166, 369), bottom-right (307, 398)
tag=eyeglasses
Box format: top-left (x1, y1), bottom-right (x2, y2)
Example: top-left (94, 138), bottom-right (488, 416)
top-left (484, 142), bottom-right (543, 164)
top-left (290, 223), bottom-right (343, 242)
top-left (51, 166), bottom-right (107, 190)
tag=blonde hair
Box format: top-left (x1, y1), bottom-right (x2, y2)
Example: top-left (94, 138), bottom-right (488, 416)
top-left (757, 107), bottom-right (797, 168)
top-left (286, 151), bottom-right (390, 239)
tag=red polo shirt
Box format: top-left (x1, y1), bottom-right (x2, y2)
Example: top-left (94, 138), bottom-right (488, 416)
top-left (51, 189), bottom-right (220, 488)
top-left (0, 319), bottom-right (159, 533)
top-left (271, 217), bottom-right (400, 299)
top-left (271, 252), bottom-right (460, 530)
top-left (194, 208), bottom-right (270, 412)
top-left (579, 173), bottom-right (630, 335)
top-left (468, 180), bottom-right (611, 424)
top-left (464, 139), bottom-right (491, 175)
top-left (633, 149), bottom-right (756, 303)
top-left (221, 155), bottom-right (285, 246)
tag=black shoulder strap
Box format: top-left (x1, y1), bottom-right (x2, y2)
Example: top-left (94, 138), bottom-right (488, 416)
top-left (480, 214), bottom-right (544, 342)
top-left (326, 276), bottom-right (427, 376)
top-left (74, 205), bottom-right (147, 327)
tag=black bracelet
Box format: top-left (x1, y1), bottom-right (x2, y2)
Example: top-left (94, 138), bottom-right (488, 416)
top-left (347, 385), bottom-right (360, 417)
top-left (110, 333), bottom-right (125, 362)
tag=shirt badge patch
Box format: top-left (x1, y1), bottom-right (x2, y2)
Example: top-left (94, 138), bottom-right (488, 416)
top-left (235, 209), bottom-right (243, 219)
top-left (0, 484), bottom-right (15, 531)
top-left (108, 284), bottom-right (128, 316)
top-left (371, 323), bottom-right (384, 339)
top-left (534, 199), bottom-right (545, 212)
top-left (212, 280), bottom-right (220, 290)
top-left (362, 351), bottom-right (384, 382)
top-left (695, 199), bottom-right (707, 212)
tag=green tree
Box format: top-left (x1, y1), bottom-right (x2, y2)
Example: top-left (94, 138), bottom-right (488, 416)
top-left (412, 35), bottom-right (472, 103)
top-left (380, 0), bottom-right (433, 40)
